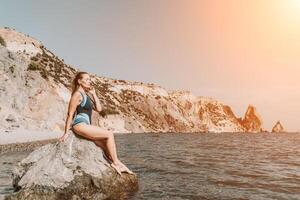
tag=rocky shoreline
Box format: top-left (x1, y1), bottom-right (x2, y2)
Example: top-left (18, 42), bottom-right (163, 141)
top-left (0, 138), bottom-right (57, 155)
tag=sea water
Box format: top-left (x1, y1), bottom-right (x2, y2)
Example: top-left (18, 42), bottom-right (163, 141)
top-left (1, 132), bottom-right (300, 200)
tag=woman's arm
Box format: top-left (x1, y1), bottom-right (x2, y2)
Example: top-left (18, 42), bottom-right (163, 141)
top-left (88, 87), bottom-right (102, 112)
top-left (59, 92), bottom-right (81, 141)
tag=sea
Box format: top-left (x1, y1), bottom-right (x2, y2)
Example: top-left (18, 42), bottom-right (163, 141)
top-left (1, 132), bottom-right (300, 200)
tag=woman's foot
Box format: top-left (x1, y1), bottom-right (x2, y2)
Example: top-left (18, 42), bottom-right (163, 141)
top-left (116, 161), bottom-right (134, 174)
top-left (110, 163), bottom-right (122, 176)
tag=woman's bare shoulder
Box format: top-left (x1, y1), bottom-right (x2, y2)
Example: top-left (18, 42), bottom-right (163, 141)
top-left (70, 91), bottom-right (83, 102)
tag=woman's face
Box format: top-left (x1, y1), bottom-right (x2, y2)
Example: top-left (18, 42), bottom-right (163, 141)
top-left (79, 74), bottom-right (91, 89)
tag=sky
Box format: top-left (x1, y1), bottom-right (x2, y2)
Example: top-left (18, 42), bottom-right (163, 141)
top-left (1, 0), bottom-right (300, 131)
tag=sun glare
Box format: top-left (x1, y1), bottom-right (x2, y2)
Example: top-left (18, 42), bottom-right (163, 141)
top-left (269, 0), bottom-right (300, 33)
top-left (289, 0), bottom-right (300, 9)
top-left (278, 0), bottom-right (300, 21)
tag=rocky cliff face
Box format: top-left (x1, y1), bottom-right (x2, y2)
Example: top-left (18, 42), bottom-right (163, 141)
top-left (238, 105), bottom-right (263, 133)
top-left (0, 27), bottom-right (265, 134)
top-left (272, 121), bottom-right (285, 133)
top-left (0, 27), bottom-right (76, 133)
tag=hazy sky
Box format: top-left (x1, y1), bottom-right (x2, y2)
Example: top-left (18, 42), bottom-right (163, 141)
top-left (1, 0), bottom-right (300, 131)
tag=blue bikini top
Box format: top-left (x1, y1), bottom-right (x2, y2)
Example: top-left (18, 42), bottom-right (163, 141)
top-left (76, 91), bottom-right (94, 123)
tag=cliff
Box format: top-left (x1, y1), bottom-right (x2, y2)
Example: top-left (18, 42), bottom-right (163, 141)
top-left (0, 27), bottom-right (265, 135)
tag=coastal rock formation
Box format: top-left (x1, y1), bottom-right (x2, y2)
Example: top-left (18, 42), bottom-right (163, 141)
top-left (0, 27), bottom-right (77, 132)
top-left (272, 121), bottom-right (285, 133)
top-left (238, 105), bottom-right (263, 132)
top-left (195, 96), bottom-right (245, 132)
top-left (0, 27), bottom-right (265, 134)
top-left (4, 131), bottom-right (138, 200)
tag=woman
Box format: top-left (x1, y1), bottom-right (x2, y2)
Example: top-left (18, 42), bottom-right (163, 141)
top-left (59, 71), bottom-right (133, 176)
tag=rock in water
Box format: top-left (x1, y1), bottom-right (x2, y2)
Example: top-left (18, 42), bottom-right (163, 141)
top-left (239, 104), bottom-right (264, 133)
top-left (272, 121), bottom-right (285, 133)
top-left (4, 131), bottom-right (138, 200)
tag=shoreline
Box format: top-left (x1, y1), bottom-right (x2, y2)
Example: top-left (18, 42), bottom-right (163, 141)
top-left (1, 131), bottom-right (298, 154)
top-left (0, 128), bottom-right (62, 145)
top-left (0, 138), bottom-right (58, 155)
top-left (0, 129), bottom-right (134, 154)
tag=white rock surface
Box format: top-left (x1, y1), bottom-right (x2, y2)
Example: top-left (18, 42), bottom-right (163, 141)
top-left (0, 27), bottom-right (42, 57)
top-left (5, 131), bottom-right (138, 200)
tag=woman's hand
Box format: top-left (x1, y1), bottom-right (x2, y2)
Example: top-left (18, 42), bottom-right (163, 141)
top-left (59, 133), bottom-right (69, 142)
top-left (86, 85), bottom-right (102, 112)
top-left (87, 85), bottom-right (96, 96)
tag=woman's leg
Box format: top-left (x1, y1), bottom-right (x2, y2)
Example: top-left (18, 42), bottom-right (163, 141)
top-left (94, 139), bottom-right (133, 173)
top-left (94, 139), bottom-right (113, 162)
top-left (72, 123), bottom-right (123, 175)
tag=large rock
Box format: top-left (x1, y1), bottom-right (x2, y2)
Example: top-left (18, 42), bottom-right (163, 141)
top-left (238, 105), bottom-right (263, 133)
top-left (4, 131), bottom-right (138, 200)
top-left (272, 121), bottom-right (285, 133)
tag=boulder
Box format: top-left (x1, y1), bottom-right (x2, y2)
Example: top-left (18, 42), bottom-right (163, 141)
top-left (4, 131), bottom-right (138, 200)
top-left (272, 121), bottom-right (285, 133)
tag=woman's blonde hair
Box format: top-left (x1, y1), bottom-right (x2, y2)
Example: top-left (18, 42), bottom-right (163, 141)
top-left (71, 71), bottom-right (88, 95)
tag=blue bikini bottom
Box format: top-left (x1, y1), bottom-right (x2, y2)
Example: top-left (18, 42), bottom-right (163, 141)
top-left (72, 113), bottom-right (91, 127)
